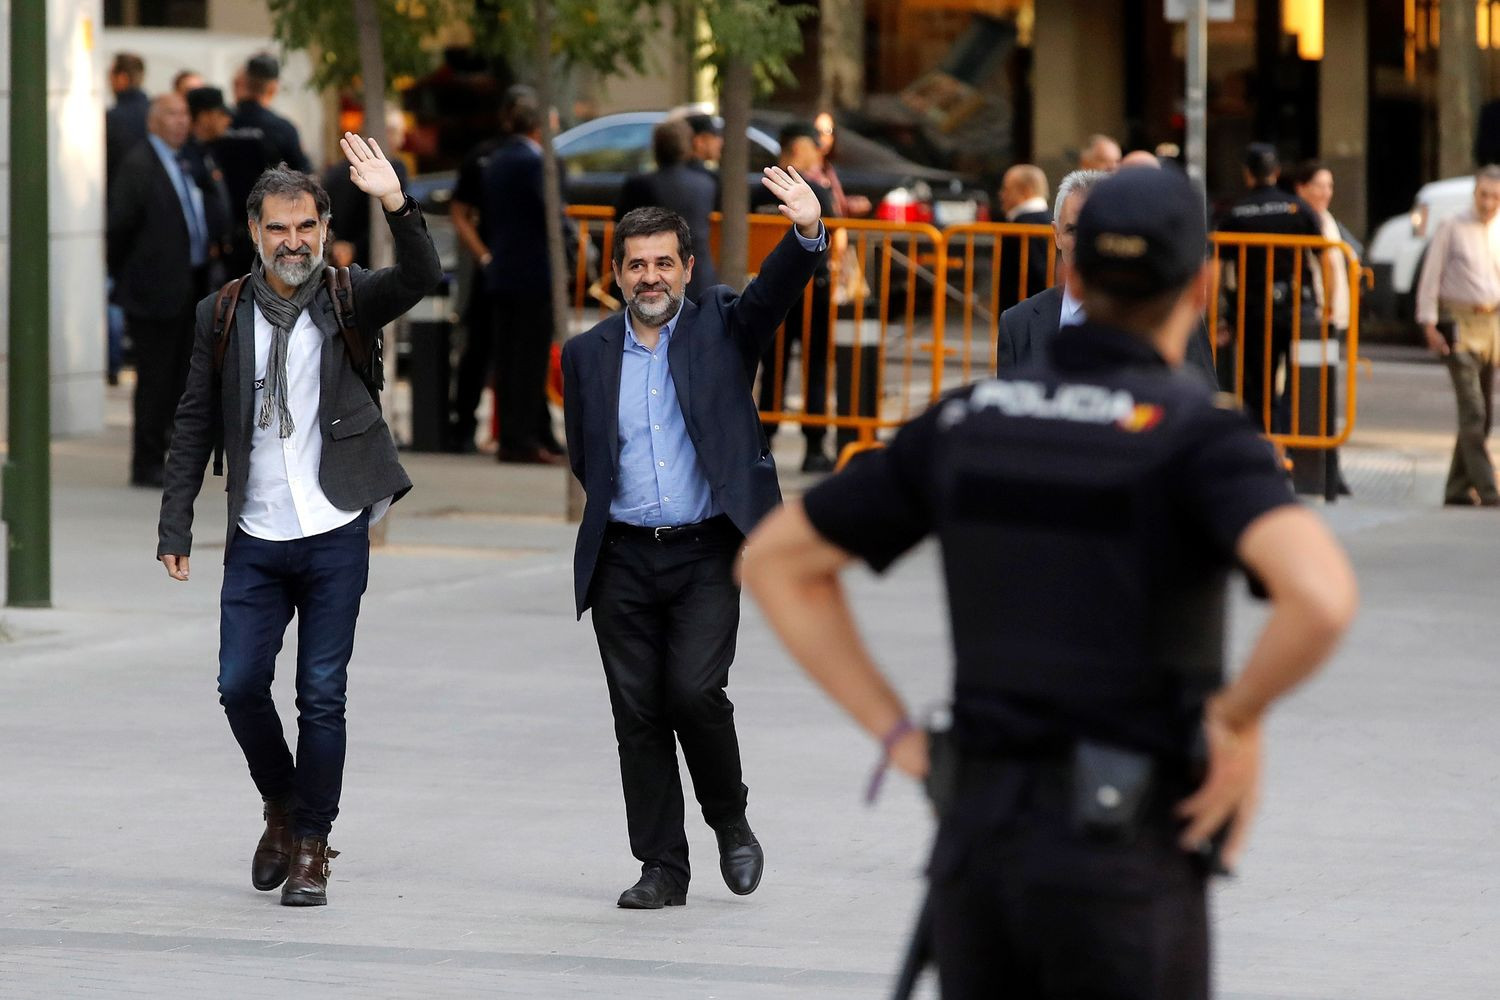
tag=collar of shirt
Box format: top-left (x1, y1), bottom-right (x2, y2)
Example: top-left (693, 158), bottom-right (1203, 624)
top-left (1059, 284), bottom-right (1085, 328)
top-left (1006, 196), bottom-right (1049, 221)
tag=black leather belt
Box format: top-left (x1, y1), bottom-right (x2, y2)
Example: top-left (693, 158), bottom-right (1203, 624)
top-left (606, 514), bottom-right (734, 543)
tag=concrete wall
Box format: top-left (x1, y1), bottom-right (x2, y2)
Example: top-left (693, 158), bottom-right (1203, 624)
top-left (1321, 0), bottom-right (1368, 238)
top-left (0, 0), bottom-right (109, 441)
top-left (1030, 0), bottom-right (1127, 183)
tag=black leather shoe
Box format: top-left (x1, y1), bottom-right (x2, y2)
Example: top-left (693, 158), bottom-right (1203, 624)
top-left (617, 867), bottom-right (686, 909)
top-left (280, 835), bottom-right (340, 907)
top-left (251, 796), bottom-right (294, 891)
top-left (714, 818), bottom-right (764, 896)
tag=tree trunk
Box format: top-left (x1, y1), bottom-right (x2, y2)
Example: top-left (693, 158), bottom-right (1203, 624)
top-left (1439, 0), bottom-right (1477, 177)
top-left (353, 0), bottom-right (394, 544)
top-left (819, 0), bottom-right (865, 111)
top-left (718, 56), bottom-right (754, 289)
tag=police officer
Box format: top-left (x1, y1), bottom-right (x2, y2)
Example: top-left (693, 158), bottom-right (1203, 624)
top-left (742, 168), bottom-right (1357, 999)
top-left (1214, 142), bottom-right (1324, 432)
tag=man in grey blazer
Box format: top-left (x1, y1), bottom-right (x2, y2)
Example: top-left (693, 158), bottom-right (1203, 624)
top-left (156, 134), bottom-right (441, 907)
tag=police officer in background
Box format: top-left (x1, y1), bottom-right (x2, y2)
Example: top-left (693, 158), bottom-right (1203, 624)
top-left (742, 168), bottom-right (1357, 999)
top-left (1214, 142), bottom-right (1324, 432)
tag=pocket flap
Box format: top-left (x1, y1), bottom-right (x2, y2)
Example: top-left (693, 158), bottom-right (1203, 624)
top-left (329, 400), bottom-right (380, 440)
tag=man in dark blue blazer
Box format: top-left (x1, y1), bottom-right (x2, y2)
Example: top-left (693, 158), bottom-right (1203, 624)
top-left (482, 99), bottom-right (567, 463)
top-left (562, 167), bottom-right (827, 909)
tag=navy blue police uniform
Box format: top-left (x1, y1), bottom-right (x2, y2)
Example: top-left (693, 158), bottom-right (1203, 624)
top-left (798, 168), bottom-right (1298, 999)
top-left (1213, 143), bottom-right (1324, 432)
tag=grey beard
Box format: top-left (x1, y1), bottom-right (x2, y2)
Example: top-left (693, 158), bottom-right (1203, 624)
top-left (627, 287), bottom-right (681, 327)
top-left (262, 246), bottom-right (321, 286)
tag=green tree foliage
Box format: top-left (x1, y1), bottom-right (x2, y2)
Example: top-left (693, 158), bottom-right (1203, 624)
top-left (266, 0), bottom-right (458, 91)
top-left (696, 0), bottom-right (812, 89)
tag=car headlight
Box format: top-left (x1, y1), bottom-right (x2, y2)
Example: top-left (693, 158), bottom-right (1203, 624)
top-left (1411, 203), bottom-right (1429, 238)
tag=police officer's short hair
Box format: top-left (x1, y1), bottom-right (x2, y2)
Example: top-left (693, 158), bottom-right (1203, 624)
top-left (247, 164), bottom-right (332, 223)
top-left (508, 97), bottom-right (542, 137)
top-left (613, 207), bottom-right (694, 268)
top-left (1053, 169), bottom-right (1110, 219)
top-left (1244, 142), bottom-right (1280, 183)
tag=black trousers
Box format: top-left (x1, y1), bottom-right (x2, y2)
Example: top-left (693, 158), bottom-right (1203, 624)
top-left (491, 289), bottom-right (558, 453)
top-left (929, 764), bottom-right (1209, 999)
top-left (759, 272), bottom-right (831, 452)
top-left (129, 296), bottom-right (199, 481)
top-left (588, 518), bottom-right (749, 887)
top-left (450, 288), bottom-right (494, 444)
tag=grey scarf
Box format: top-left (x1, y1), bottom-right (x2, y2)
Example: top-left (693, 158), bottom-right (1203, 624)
top-left (249, 258), bottom-right (322, 438)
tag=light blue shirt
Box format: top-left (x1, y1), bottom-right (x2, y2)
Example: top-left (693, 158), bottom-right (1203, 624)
top-left (147, 134), bottom-right (208, 267)
top-left (1060, 284), bottom-right (1085, 329)
top-left (610, 301), bottom-right (721, 527)
top-left (609, 222), bottom-right (829, 528)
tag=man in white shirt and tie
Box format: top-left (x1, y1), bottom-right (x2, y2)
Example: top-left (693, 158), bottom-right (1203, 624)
top-left (156, 134), bottom-right (441, 906)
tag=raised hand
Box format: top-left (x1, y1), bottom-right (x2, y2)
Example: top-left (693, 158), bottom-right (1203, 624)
top-left (340, 130), bottom-right (405, 212)
top-left (760, 165), bottom-right (823, 238)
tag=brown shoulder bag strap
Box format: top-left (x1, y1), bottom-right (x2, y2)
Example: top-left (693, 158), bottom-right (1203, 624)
top-left (212, 275), bottom-right (250, 374)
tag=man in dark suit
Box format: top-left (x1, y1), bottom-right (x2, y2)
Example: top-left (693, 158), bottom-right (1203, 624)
top-left (561, 168), bottom-right (827, 909)
top-left (108, 93), bottom-right (215, 487)
top-left (480, 98), bottom-right (567, 464)
top-left (157, 139), bottom-right (441, 907)
top-left (616, 119), bottom-right (719, 299)
top-left (181, 87), bottom-right (237, 286)
top-left (105, 52), bottom-right (149, 192)
top-left (999, 166), bottom-right (1219, 388)
top-left (232, 53), bottom-right (312, 174)
top-left (996, 163), bottom-right (1052, 308)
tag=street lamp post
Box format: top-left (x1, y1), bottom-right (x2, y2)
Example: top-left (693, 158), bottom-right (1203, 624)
top-left (4, 0), bottom-right (52, 608)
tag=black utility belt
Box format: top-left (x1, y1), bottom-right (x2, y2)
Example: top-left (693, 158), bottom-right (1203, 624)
top-left (606, 514), bottom-right (735, 544)
top-left (929, 732), bottom-right (1227, 873)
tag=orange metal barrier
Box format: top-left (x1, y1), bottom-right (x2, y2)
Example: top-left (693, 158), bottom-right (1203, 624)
top-left (561, 207), bottom-right (1361, 460)
top-left (748, 214), bottom-right (948, 451)
top-left (939, 221), bottom-right (1058, 381)
top-left (1208, 232), bottom-right (1361, 450)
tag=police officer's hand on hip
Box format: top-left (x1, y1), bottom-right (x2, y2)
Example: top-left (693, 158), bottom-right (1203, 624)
top-left (743, 166), bottom-right (1357, 1000)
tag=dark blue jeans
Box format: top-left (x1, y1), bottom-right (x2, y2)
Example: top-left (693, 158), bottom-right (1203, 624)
top-left (218, 512), bottom-right (370, 838)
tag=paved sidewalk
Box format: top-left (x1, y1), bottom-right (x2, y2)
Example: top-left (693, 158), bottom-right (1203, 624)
top-left (2, 355), bottom-right (1497, 997)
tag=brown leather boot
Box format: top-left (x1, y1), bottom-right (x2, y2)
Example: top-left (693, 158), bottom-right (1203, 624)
top-left (250, 797), bottom-right (294, 891)
top-left (280, 835), bottom-right (340, 907)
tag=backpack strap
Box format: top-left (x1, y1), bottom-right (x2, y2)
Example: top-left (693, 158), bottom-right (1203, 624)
top-left (209, 275), bottom-right (250, 477)
top-left (324, 265), bottom-right (384, 399)
top-left (212, 275), bottom-right (250, 375)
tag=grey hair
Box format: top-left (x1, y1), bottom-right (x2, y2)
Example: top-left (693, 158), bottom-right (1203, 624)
top-left (1053, 169), bottom-right (1111, 220)
top-left (1477, 165), bottom-right (1500, 184)
top-left (245, 163), bottom-right (332, 223)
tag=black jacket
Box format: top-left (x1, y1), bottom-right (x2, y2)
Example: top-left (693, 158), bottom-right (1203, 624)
top-left (998, 285), bottom-right (1220, 390)
top-left (616, 163), bottom-right (721, 299)
top-left (997, 208), bottom-right (1052, 308)
top-left (480, 136), bottom-right (566, 296)
top-left (105, 88), bottom-right (149, 192)
top-left (562, 227), bottom-right (825, 616)
top-left (157, 199), bottom-right (442, 560)
top-left (107, 141), bottom-right (200, 317)
top-left (232, 100), bottom-right (311, 173)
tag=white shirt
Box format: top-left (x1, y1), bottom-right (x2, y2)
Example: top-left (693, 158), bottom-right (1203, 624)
top-left (1059, 284), bottom-right (1085, 328)
top-left (239, 303), bottom-right (379, 540)
top-left (1415, 207), bottom-right (1500, 324)
top-left (1005, 196), bottom-right (1050, 221)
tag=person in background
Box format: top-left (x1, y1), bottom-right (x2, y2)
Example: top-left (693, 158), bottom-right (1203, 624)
top-left (232, 53), bottom-right (311, 173)
top-left (104, 51), bottom-right (149, 385)
top-left (447, 84), bottom-right (537, 454)
top-left (810, 112), bottom-right (873, 218)
top-left (997, 163), bottom-right (1052, 307)
top-left (1293, 159), bottom-right (1360, 497)
top-left (180, 87), bottom-right (237, 287)
top-left (1415, 166), bottom-right (1500, 507)
top-left (756, 123), bottom-right (837, 473)
top-left (617, 119), bottom-right (720, 300)
top-left (173, 69), bottom-right (205, 95)
top-left (684, 113), bottom-right (725, 175)
top-left (1077, 133), bottom-right (1122, 172)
